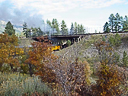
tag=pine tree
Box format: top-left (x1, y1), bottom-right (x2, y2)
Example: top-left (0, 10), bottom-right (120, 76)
top-left (46, 20), bottom-right (52, 27)
top-left (54, 19), bottom-right (60, 35)
top-left (109, 14), bottom-right (115, 32)
top-left (70, 23), bottom-right (74, 35)
top-left (31, 27), bottom-right (38, 37)
top-left (103, 22), bottom-right (110, 33)
top-left (77, 24), bottom-right (80, 34)
top-left (23, 22), bottom-right (28, 38)
top-left (80, 24), bottom-right (85, 34)
top-left (123, 15), bottom-right (128, 31)
top-left (5, 21), bottom-right (15, 35)
top-left (114, 13), bottom-right (121, 32)
top-left (74, 22), bottom-right (78, 34)
top-left (61, 20), bottom-right (68, 35)
top-left (51, 19), bottom-right (60, 35)
top-left (37, 27), bottom-right (43, 36)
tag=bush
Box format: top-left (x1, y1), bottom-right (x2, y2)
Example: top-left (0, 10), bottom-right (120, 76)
top-left (108, 33), bottom-right (121, 47)
top-left (0, 73), bottom-right (52, 96)
top-left (66, 40), bottom-right (71, 46)
top-left (122, 51), bottom-right (128, 67)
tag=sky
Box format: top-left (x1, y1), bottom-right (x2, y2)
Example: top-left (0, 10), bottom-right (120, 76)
top-left (0, 0), bottom-right (128, 33)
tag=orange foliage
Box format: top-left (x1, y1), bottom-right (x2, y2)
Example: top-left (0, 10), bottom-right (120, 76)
top-left (91, 62), bottom-right (123, 96)
top-left (25, 36), bottom-right (57, 83)
top-left (0, 33), bottom-right (22, 72)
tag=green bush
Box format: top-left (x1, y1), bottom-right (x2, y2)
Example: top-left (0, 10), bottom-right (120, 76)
top-left (22, 76), bottom-right (52, 95)
top-left (108, 33), bottom-right (121, 47)
top-left (113, 52), bottom-right (120, 65)
top-left (122, 51), bottom-right (128, 67)
top-left (66, 40), bottom-right (71, 46)
top-left (102, 36), bottom-right (106, 42)
top-left (0, 73), bottom-right (52, 96)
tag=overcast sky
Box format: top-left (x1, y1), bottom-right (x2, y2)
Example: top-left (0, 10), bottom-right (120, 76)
top-left (0, 0), bottom-right (128, 33)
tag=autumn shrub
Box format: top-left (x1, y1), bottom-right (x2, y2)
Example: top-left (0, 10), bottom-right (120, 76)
top-left (25, 37), bottom-right (57, 84)
top-left (91, 63), bottom-right (128, 96)
top-left (50, 55), bottom-right (92, 96)
top-left (74, 60), bottom-right (93, 96)
top-left (67, 39), bottom-right (126, 96)
top-left (90, 63), bottom-right (124, 96)
top-left (50, 41), bottom-right (94, 95)
top-left (88, 40), bottom-right (127, 96)
top-left (19, 54), bottom-right (30, 74)
top-left (112, 65), bottom-right (128, 95)
top-left (0, 33), bottom-right (25, 72)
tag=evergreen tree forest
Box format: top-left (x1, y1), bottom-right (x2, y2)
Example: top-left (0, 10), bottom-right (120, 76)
top-left (104, 13), bottom-right (128, 32)
top-left (21, 13), bottom-right (128, 38)
top-left (22, 18), bottom-right (86, 38)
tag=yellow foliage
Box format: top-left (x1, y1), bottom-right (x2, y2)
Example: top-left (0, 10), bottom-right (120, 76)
top-left (83, 61), bottom-right (92, 85)
top-left (0, 33), bottom-right (22, 72)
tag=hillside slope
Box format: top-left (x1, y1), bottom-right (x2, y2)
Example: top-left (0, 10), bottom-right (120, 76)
top-left (18, 38), bottom-right (35, 47)
top-left (54, 33), bottom-right (128, 66)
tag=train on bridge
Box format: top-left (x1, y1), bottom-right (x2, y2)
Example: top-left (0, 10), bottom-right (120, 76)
top-left (32, 31), bottom-right (128, 51)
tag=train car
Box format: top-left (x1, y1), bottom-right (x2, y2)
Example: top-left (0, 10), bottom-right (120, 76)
top-left (49, 45), bottom-right (61, 51)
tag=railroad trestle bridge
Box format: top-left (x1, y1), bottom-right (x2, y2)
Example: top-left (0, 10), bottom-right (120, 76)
top-left (49, 35), bottom-right (84, 45)
top-left (32, 31), bottom-right (128, 47)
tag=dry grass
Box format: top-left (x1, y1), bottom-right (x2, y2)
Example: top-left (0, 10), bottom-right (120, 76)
top-left (18, 38), bottom-right (35, 47)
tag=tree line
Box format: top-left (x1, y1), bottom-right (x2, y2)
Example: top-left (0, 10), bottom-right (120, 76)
top-left (23, 19), bottom-right (85, 38)
top-left (47, 19), bottom-right (85, 35)
top-left (104, 13), bottom-right (128, 32)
